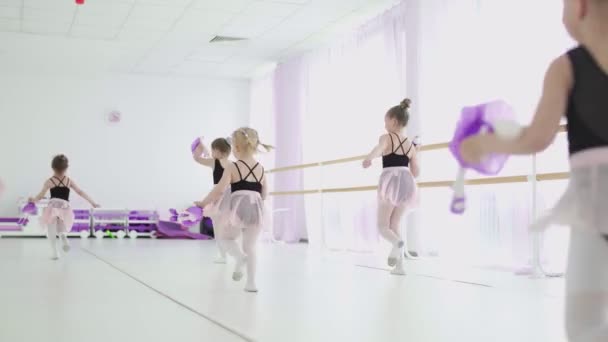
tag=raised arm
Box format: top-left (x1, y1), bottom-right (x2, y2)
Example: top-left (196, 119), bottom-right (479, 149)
top-left (69, 179), bottom-right (100, 208)
top-left (28, 180), bottom-right (52, 203)
top-left (192, 141), bottom-right (215, 168)
top-left (461, 55), bottom-right (572, 162)
top-left (362, 135), bottom-right (390, 168)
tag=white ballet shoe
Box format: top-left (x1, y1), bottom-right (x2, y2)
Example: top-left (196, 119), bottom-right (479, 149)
top-left (50, 242), bottom-right (60, 260)
top-left (244, 284), bottom-right (258, 293)
top-left (390, 262), bottom-right (406, 276)
top-left (232, 255), bottom-right (247, 281)
top-left (60, 236), bottom-right (71, 253)
top-left (387, 241), bottom-right (404, 267)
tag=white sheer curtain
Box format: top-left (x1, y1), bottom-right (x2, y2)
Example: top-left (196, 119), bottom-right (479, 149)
top-left (250, 2), bottom-right (415, 248)
top-left (414, 0), bottom-right (574, 269)
top-left (251, 0), bottom-right (574, 269)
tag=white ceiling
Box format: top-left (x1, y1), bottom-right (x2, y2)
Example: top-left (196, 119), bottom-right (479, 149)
top-left (0, 0), bottom-right (400, 79)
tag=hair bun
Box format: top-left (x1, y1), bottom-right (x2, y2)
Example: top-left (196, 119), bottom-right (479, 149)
top-left (400, 98), bottom-right (411, 109)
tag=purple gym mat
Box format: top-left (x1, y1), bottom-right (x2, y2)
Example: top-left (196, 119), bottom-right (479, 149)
top-left (0, 217), bottom-right (24, 231)
top-left (156, 220), bottom-right (210, 240)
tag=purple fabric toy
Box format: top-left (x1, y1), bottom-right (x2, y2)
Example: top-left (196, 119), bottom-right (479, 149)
top-left (22, 202), bottom-right (37, 215)
top-left (191, 137), bottom-right (202, 153)
top-left (18, 202), bottom-right (38, 226)
top-left (448, 100), bottom-right (521, 214)
top-left (168, 206), bottom-right (203, 228)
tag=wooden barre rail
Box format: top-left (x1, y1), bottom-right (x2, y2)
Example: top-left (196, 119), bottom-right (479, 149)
top-left (268, 124), bottom-right (567, 173)
top-left (269, 172), bottom-right (570, 196)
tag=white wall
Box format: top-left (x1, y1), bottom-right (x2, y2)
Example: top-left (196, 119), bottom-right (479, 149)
top-left (0, 73), bottom-right (250, 217)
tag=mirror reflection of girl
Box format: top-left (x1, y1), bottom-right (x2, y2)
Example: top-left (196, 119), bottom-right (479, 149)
top-left (29, 155), bottom-right (99, 260)
top-left (363, 99), bottom-right (420, 275)
top-left (196, 128), bottom-right (272, 293)
top-left (193, 137), bottom-right (232, 264)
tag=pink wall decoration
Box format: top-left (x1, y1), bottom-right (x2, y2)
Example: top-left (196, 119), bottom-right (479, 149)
top-left (108, 110), bottom-right (121, 124)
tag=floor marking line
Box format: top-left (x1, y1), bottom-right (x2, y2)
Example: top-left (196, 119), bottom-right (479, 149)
top-left (82, 248), bottom-right (255, 342)
top-left (355, 264), bottom-right (493, 288)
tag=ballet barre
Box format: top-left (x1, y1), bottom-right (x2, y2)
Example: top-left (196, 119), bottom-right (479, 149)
top-left (267, 125), bottom-right (570, 278)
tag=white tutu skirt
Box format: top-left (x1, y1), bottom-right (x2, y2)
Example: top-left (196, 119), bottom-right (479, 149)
top-left (378, 167), bottom-right (418, 208)
top-left (204, 188), bottom-right (231, 222)
top-left (531, 148), bottom-right (608, 235)
top-left (40, 199), bottom-right (74, 233)
top-left (219, 190), bottom-right (267, 232)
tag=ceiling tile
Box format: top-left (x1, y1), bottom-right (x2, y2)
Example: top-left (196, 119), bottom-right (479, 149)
top-left (0, 18), bottom-right (19, 32)
top-left (70, 25), bottom-right (121, 40)
top-left (117, 29), bottom-right (164, 42)
top-left (219, 14), bottom-right (285, 38)
top-left (130, 4), bottom-right (185, 21)
top-left (224, 56), bottom-right (271, 72)
top-left (135, 55), bottom-right (179, 73)
top-left (1, 0), bottom-right (398, 78)
top-left (136, 0), bottom-right (191, 6)
top-left (124, 4), bottom-right (184, 30)
top-left (267, 0), bottom-right (310, 3)
top-left (0, 0), bottom-right (21, 6)
top-left (259, 24), bottom-right (316, 44)
top-left (139, 40), bottom-right (193, 66)
top-left (24, 0), bottom-right (76, 11)
top-left (22, 20), bottom-right (71, 35)
top-left (172, 60), bottom-right (219, 75)
top-left (187, 44), bottom-right (240, 63)
top-left (170, 9), bottom-right (235, 37)
top-left (236, 41), bottom-right (287, 59)
top-left (0, 6), bottom-right (20, 19)
top-left (173, 60), bottom-right (255, 78)
top-left (192, 0), bottom-right (256, 13)
top-left (123, 18), bottom-right (174, 31)
top-left (102, 0), bottom-right (137, 3)
top-left (75, 14), bottom-right (129, 28)
top-left (281, 2), bottom-right (365, 29)
top-left (162, 30), bottom-right (215, 46)
top-left (245, 1), bottom-right (302, 18)
top-left (75, 1), bottom-right (132, 16)
top-left (23, 7), bottom-right (74, 23)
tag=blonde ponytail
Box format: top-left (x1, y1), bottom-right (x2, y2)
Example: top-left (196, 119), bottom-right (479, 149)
top-left (258, 142), bottom-right (274, 152)
top-left (232, 127), bottom-right (274, 154)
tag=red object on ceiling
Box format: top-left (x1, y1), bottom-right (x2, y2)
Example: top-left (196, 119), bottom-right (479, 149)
top-left (75, 0), bottom-right (84, 4)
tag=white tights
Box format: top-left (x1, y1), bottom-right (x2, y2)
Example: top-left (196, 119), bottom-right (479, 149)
top-left (212, 221), bottom-right (227, 260)
top-left (377, 201), bottom-right (407, 245)
top-left (220, 227), bottom-right (261, 291)
top-left (47, 218), bottom-right (70, 259)
top-left (565, 230), bottom-right (608, 342)
top-left (377, 201), bottom-right (408, 270)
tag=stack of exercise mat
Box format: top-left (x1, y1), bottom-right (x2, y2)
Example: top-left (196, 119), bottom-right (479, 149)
top-left (0, 204), bottom-right (210, 240)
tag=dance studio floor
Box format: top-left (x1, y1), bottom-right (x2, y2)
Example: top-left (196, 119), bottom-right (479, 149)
top-left (0, 239), bottom-right (567, 342)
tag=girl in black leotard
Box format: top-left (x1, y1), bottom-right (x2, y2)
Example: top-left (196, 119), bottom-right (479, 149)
top-left (28, 155), bottom-right (99, 260)
top-left (461, 1), bottom-right (608, 339)
top-left (193, 137), bottom-right (232, 264)
top-left (363, 98), bottom-right (420, 276)
top-left (198, 128), bottom-right (272, 293)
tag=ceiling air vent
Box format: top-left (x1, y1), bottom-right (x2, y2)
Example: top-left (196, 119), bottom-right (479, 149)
top-left (210, 35), bottom-right (248, 43)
